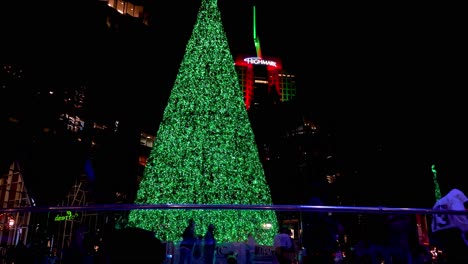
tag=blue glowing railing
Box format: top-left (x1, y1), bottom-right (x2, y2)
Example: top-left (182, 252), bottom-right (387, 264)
top-left (2, 203), bottom-right (467, 215)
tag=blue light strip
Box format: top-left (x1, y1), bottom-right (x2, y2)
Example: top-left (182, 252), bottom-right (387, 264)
top-left (3, 203), bottom-right (467, 215)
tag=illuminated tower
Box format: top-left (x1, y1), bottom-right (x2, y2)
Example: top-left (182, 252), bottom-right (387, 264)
top-left (128, 0), bottom-right (278, 245)
top-left (235, 6), bottom-right (296, 110)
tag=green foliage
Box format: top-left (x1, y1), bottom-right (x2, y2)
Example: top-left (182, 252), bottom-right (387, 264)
top-left (431, 164), bottom-right (442, 201)
top-left (128, 0), bottom-right (278, 245)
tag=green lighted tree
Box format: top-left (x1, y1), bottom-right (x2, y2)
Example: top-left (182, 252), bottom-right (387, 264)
top-left (127, 0), bottom-right (278, 245)
top-left (431, 164), bottom-right (442, 201)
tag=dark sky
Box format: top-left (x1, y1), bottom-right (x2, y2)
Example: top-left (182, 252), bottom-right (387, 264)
top-left (2, 1), bottom-right (467, 205)
top-left (3, 1), bottom-right (464, 110)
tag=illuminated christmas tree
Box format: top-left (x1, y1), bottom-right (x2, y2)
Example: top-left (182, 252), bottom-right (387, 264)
top-left (127, 0), bottom-right (278, 245)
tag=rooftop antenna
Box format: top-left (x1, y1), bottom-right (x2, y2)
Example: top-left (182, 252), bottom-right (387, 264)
top-left (253, 6), bottom-right (262, 58)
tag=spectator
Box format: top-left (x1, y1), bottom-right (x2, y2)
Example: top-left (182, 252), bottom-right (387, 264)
top-left (192, 235), bottom-right (204, 264)
top-left (301, 197), bottom-right (343, 264)
top-left (364, 213), bottom-right (392, 264)
top-left (274, 226), bottom-right (293, 264)
top-left (179, 219), bottom-right (197, 264)
top-left (14, 241), bottom-right (34, 264)
top-left (204, 224), bottom-right (216, 264)
top-left (227, 255), bottom-right (237, 264)
top-left (431, 188), bottom-right (468, 262)
top-left (386, 214), bottom-right (417, 264)
top-left (106, 227), bottom-right (165, 264)
top-left (246, 233), bottom-right (257, 264)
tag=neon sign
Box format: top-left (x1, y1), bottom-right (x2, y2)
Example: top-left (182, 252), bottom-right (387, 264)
top-left (54, 211), bottom-right (79, 221)
top-left (243, 57), bottom-right (277, 67)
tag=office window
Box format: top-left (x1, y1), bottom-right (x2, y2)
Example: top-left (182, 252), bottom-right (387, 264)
top-left (140, 132), bottom-right (155, 148)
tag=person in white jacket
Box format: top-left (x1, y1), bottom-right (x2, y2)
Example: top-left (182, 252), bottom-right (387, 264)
top-left (431, 188), bottom-right (468, 262)
top-left (274, 226), bottom-right (294, 264)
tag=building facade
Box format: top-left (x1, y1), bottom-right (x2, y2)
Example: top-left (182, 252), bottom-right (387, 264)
top-left (234, 54), bottom-right (296, 110)
top-left (0, 162), bottom-right (32, 246)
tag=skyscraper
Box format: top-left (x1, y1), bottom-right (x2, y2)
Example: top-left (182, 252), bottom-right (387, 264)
top-left (235, 55), bottom-right (297, 110)
top-left (234, 6), bottom-right (296, 111)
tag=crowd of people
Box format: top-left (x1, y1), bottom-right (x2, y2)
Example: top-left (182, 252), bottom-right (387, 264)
top-left (4, 188), bottom-right (468, 264)
top-left (178, 220), bottom-right (217, 264)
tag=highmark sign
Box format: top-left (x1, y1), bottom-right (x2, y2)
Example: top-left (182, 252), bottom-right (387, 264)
top-left (55, 211), bottom-right (79, 221)
top-left (243, 57), bottom-right (278, 67)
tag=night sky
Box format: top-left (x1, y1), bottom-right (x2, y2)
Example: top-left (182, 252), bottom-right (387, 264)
top-left (2, 1), bottom-right (467, 206)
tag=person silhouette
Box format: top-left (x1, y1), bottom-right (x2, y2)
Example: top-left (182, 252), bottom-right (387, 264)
top-left (179, 219), bottom-right (197, 264)
top-left (431, 188), bottom-right (468, 262)
top-left (204, 224), bottom-right (216, 264)
top-left (274, 226), bottom-right (293, 264)
top-left (246, 233), bottom-right (257, 264)
top-left (301, 197), bottom-right (343, 264)
top-left (106, 227), bottom-right (165, 264)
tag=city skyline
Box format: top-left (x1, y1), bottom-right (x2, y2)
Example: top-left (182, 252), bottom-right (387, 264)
top-left (2, 0), bottom-right (467, 206)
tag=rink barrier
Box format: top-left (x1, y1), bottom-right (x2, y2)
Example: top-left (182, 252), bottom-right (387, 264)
top-left (2, 203), bottom-right (468, 215)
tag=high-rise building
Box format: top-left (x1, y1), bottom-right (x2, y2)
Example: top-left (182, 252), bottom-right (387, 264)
top-left (235, 54), bottom-right (296, 110)
top-left (234, 5), bottom-right (296, 110)
top-left (0, 162), bottom-right (33, 246)
top-left (103, 1), bottom-right (297, 111)
top-left (1, 62), bottom-right (138, 204)
top-left (106, 0), bottom-right (149, 26)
